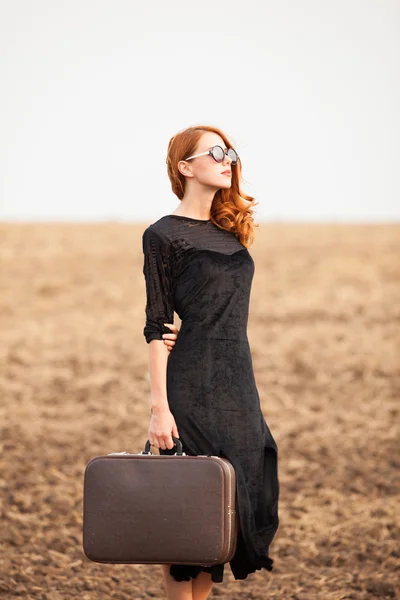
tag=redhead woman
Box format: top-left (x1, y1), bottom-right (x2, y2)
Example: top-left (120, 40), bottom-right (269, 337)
top-left (142, 125), bottom-right (279, 600)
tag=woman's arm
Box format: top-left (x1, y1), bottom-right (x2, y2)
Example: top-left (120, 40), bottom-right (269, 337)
top-left (142, 227), bottom-right (179, 451)
top-left (147, 339), bottom-right (179, 450)
top-left (148, 338), bottom-right (169, 405)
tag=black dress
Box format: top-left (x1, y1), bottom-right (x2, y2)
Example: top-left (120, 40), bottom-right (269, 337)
top-left (142, 214), bottom-right (279, 584)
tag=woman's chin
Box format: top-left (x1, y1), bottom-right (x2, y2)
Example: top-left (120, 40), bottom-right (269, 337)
top-left (218, 181), bottom-right (232, 189)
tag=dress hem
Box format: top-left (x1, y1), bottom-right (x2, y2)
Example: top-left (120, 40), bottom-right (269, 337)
top-left (168, 554), bottom-right (274, 584)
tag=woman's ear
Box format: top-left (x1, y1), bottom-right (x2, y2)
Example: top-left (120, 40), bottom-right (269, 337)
top-left (178, 160), bottom-right (194, 178)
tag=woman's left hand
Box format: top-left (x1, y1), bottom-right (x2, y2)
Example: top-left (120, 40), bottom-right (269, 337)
top-left (162, 323), bottom-right (179, 352)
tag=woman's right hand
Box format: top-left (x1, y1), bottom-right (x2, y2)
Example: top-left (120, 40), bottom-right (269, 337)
top-left (148, 404), bottom-right (180, 450)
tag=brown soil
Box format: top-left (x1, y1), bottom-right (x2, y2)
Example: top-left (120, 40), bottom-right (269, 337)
top-left (0, 222), bottom-right (399, 600)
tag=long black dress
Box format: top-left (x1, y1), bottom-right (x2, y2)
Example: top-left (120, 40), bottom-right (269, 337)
top-left (142, 214), bottom-right (279, 584)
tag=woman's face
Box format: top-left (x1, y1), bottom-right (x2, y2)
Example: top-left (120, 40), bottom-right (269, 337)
top-left (180, 132), bottom-right (234, 191)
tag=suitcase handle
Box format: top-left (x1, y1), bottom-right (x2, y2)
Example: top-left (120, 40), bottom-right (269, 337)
top-left (143, 437), bottom-right (183, 456)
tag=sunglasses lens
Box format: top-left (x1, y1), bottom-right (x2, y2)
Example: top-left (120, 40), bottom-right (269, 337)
top-left (228, 148), bottom-right (238, 165)
top-left (211, 146), bottom-right (225, 162)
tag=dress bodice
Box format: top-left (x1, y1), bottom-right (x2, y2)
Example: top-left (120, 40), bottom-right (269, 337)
top-left (142, 215), bottom-right (255, 343)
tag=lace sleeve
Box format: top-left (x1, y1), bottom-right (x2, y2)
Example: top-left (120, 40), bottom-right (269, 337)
top-left (142, 226), bottom-right (175, 344)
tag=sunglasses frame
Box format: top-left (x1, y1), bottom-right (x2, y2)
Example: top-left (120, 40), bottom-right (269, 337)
top-left (184, 145), bottom-right (239, 166)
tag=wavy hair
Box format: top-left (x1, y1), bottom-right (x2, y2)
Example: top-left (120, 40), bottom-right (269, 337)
top-left (166, 125), bottom-right (258, 247)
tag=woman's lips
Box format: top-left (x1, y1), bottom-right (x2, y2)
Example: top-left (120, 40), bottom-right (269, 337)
top-left (222, 171), bottom-right (231, 176)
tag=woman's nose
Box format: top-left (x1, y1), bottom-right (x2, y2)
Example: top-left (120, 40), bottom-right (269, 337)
top-left (224, 153), bottom-right (232, 164)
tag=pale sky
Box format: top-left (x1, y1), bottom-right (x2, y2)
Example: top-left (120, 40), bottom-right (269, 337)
top-left (1, 0), bottom-right (399, 222)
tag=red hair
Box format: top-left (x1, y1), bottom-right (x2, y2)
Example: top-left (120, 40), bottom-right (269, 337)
top-left (166, 125), bottom-right (259, 247)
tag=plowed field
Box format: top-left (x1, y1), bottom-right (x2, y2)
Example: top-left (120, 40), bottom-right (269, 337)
top-left (0, 223), bottom-right (398, 599)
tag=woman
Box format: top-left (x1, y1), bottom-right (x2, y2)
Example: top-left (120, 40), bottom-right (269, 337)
top-left (142, 125), bottom-right (280, 600)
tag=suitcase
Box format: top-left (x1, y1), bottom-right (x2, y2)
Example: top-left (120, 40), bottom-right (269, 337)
top-left (83, 437), bottom-right (238, 566)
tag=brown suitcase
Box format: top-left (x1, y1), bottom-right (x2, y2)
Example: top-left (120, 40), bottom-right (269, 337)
top-left (83, 437), bottom-right (238, 565)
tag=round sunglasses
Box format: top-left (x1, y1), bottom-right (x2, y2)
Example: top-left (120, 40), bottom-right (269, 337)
top-left (184, 145), bottom-right (239, 166)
